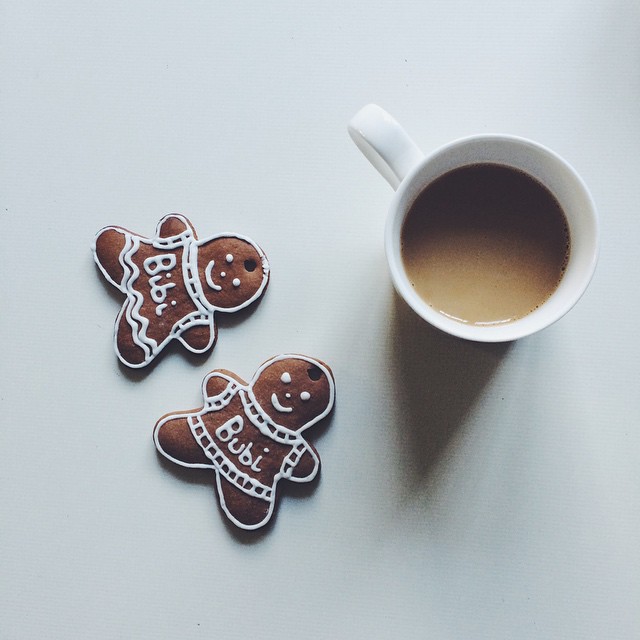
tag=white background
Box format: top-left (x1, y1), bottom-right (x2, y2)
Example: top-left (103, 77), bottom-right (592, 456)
top-left (1, 1), bottom-right (639, 638)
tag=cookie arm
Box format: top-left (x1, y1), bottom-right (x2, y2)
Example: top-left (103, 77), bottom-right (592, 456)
top-left (154, 412), bottom-right (213, 468)
top-left (92, 226), bottom-right (130, 290)
top-left (202, 370), bottom-right (245, 399)
top-left (156, 214), bottom-right (197, 239)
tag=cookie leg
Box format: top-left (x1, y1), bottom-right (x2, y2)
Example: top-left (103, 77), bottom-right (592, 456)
top-left (115, 304), bottom-right (150, 367)
top-left (154, 414), bottom-right (212, 467)
top-left (215, 475), bottom-right (275, 530)
top-left (178, 320), bottom-right (217, 354)
top-left (287, 445), bottom-right (320, 483)
top-left (93, 227), bottom-right (128, 288)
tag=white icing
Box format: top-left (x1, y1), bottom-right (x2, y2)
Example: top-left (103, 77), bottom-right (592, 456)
top-left (153, 354), bottom-right (332, 530)
top-left (143, 253), bottom-right (176, 275)
top-left (226, 254), bottom-right (233, 263)
top-left (205, 260), bottom-right (222, 291)
top-left (149, 274), bottom-right (176, 303)
top-left (144, 257), bottom-right (177, 315)
top-left (285, 393), bottom-right (291, 399)
top-left (188, 231), bottom-right (270, 314)
top-left (300, 391), bottom-right (311, 401)
top-left (120, 235), bottom-right (155, 358)
top-left (240, 390), bottom-right (300, 443)
top-left (209, 415), bottom-right (265, 472)
top-left (202, 373), bottom-right (241, 408)
top-left (251, 355), bottom-right (335, 432)
top-left (228, 437), bottom-right (245, 455)
top-left (180, 412), bottom-right (274, 497)
top-left (238, 444), bottom-right (253, 466)
top-left (220, 271), bottom-right (226, 277)
top-left (232, 278), bottom-right (241, 287)
top-left (215, 416), bottom-right (243, 441)
top-left (93, 215), bottom-right (270, 368)
top-left (271, 393), bottom-right (293, 413)
top-left (280, 372), bottom-right (292, 384)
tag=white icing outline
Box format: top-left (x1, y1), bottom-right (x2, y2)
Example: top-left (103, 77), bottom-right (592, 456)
top-left (148, 275), bottom-right (176, 302)
top-left (249, 354), bottom-right (336, 431)
top-left (153, 355), bottom-right (334, 530)
top-left (204, 260), bottom-right (222, 291)
top-left (92, 215), bottom-right (270, 368)
top-left (143, 253), bottom-right (177, 275)
top-left (271, 393), bottom-right (293, 413)
top-left (240, 390), bottom-right (301, 444)
top-left (187, 231), bottom-right (270, 314)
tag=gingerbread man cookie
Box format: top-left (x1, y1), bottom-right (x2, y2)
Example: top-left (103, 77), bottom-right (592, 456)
top-left (154, 355), bottom-right (336, 530)
top-left (92, 214), bottom-right (269, 368)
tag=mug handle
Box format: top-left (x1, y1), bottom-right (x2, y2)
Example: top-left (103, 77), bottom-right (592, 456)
top-left (348, 104), bottom-right (424, 190)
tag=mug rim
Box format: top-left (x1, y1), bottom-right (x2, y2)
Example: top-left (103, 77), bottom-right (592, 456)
top-left (385, 133), bottom-right (599, 342)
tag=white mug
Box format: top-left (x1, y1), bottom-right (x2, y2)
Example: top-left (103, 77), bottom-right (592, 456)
top-left (348, 104), bottom-right (599, 342)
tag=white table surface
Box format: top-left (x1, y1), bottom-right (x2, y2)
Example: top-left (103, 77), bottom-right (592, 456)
top-left (2, 1), bottom-right (639, 638)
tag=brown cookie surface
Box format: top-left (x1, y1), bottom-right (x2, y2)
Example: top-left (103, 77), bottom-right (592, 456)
top-left (92, 214), bottom-right (269, 368)
top-left (154, 355), bottom-right (336, 530)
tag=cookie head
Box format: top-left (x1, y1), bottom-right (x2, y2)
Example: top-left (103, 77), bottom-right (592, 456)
top-left (251, 356), bottom-right (335, 432)
top-left (196, 235), bottom-right (269, 310)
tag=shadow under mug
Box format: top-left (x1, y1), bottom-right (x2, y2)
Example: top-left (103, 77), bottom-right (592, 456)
top-left (348, 104), bottom-right (599, 342)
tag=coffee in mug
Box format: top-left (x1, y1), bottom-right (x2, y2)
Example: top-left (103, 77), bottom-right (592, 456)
top-left (400, 163), bottom-right (570, 326)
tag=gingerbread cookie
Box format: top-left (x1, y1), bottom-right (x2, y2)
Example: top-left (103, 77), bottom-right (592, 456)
top-left (154, 355), bottom-right (336, 530)
top-left (92, 214), bottom-right (269, 368)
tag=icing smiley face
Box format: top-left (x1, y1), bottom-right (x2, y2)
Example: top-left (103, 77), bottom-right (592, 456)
top-left (250, 356), bottom-right (335, 432)
top-left (196, 235), bottom-right (269, 310)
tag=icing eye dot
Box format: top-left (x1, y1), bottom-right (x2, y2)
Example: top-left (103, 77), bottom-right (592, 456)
top-left (171, 300), bottom-right (177, 306)
top-left (166, 272), bottom-right (172, 278)
top-left (285, 393), bottom-right (291, 399)
top-left (232, 278), bottom-right (241, 287)
top-left (244, 258), bottom-right (257, 272)
top-left (307, 366), bottom-right (322, 381)
top-left (264, 448), bottom-right (269, 453)
top-left (280, 372), bottom-right (292, 384)
top-left (220, 272), bottom-right (226, 278)
top-left (226, 254), bottom-right (234, 263)
top-left (300, 391), bottom-right (311, 401)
